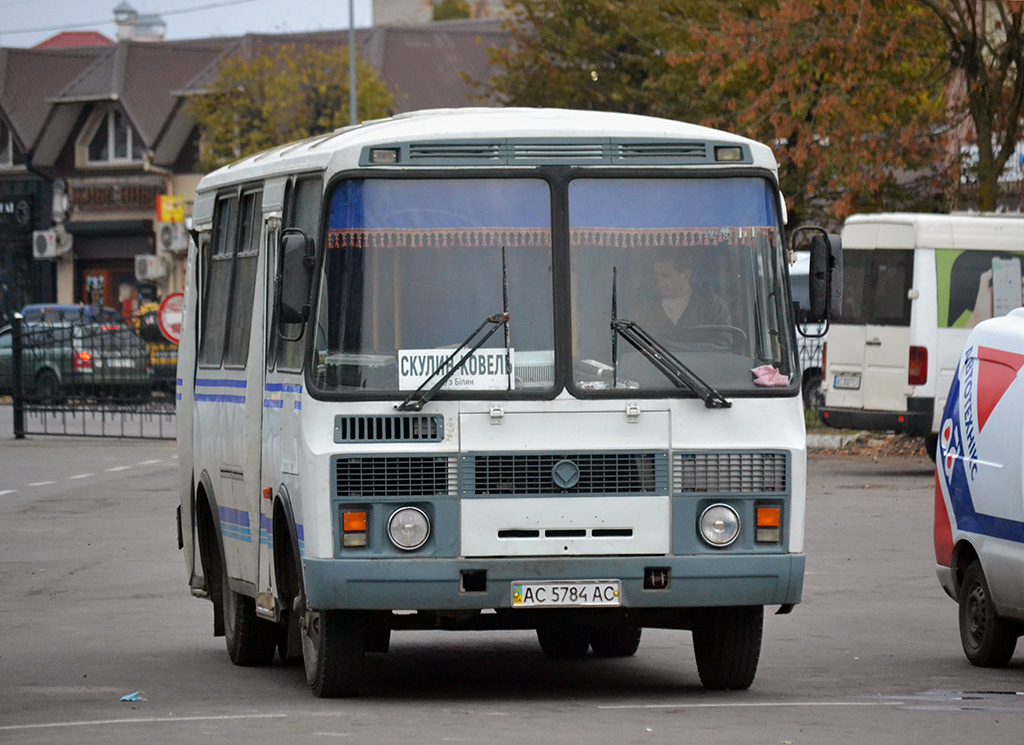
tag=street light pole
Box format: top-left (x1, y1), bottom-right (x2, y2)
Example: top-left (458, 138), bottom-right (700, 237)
top-left (349, 0), bottom-right (357, 126)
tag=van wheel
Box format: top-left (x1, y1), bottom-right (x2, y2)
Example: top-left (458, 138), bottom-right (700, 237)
top-left (692, 606), bottom-right (763, 690)
top-left (302, 606), bottom-right (366, 697)
top-left (222, 568), bottom-right (278, 666)
top-left (536, 626), bottom-right (592, 658)
top-left (591, 627), bottom-right (642, 657)
top-left (959, 561), bottom-right (1018, 667)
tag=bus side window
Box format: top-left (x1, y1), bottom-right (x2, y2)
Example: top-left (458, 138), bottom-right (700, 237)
top-left (198, 194), bottom-right (238, 367)
top-left (223, 189), bottom-right (262, 368)
top-left (273, 175), bottom-right (321, 372)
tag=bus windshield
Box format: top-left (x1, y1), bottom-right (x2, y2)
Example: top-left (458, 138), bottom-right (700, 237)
top-left (569, 177), bottom-right (793, 393)
top-left (312, 175), bottom-right (793, 397)
top-left (314, 178), bottom-right (555, 393)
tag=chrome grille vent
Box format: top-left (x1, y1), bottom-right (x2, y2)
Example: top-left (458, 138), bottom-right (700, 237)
top-left (463, 452), bottom-right (666, 496)
top-left (334, 415), bottom-right (443, 443)
top-left (674, 452), bottom-right (788, 494)
top-left (333, 456), bottom-right (455, 498)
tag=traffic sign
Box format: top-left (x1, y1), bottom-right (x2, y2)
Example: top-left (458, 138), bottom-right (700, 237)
top-left (158, 292), bottom-right (184, 344)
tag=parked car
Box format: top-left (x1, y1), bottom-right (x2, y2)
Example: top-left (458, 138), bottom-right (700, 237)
top-left (0, 316), bottom-right (152, 401)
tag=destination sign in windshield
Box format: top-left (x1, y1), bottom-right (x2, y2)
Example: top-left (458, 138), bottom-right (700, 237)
top-left (398, 348), bottom-right (515, 391)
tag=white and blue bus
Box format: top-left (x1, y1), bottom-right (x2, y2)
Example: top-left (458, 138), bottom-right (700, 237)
top-left (176, 108), bottom-right (838, 697)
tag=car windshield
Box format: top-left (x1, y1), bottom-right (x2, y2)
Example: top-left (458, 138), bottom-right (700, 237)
top-left (313, 178), bottom-right (554, 393)
top-left (569, 177), bottom-right (794, 393)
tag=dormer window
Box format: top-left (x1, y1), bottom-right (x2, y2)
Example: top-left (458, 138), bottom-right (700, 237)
top-left (0, 120), bottom-right (22, 168)
top-left (85, 108), bottom-right (142, 164)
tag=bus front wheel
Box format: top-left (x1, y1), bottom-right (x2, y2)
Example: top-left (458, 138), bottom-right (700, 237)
top-left (302, 607), bottom-right (366, 697)
top-left (691, 606), bottom-right (763, 690)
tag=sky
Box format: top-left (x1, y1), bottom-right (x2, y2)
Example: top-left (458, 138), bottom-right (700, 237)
top-left (0, 0), bottom-right (375, 48)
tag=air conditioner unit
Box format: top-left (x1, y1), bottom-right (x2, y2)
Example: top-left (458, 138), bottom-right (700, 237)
top-left (155, 221), bottom-right (189, 254)
top-left (32, 228), bottom-right (72, 260)
top-left (135, 254), bottom-right (168, 282)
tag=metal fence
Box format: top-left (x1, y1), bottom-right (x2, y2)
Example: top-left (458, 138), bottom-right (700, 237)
top-left (7, 313), bottom-right (175, 440)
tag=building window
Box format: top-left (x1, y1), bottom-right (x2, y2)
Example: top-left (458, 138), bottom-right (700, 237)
top-left (0, 120), bottom-right (22, 168)
top-left (85, 109), bottom-right (142, 164)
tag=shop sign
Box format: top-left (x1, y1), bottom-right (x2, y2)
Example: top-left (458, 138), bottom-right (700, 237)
top-left (68, 176), bottom-right (165, 214)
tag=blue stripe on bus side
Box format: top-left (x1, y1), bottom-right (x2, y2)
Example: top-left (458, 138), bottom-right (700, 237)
top-left (265, 383), bottom-right (303, 394)
top-left (197, 378), bottom-right (247, 388)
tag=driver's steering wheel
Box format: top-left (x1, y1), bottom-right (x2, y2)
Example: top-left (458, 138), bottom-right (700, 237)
top-left (666, 324), bottom-right (748, 353)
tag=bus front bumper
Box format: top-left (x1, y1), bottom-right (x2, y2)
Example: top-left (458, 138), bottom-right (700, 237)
top-left (302, 553), bottom-right (804, 612)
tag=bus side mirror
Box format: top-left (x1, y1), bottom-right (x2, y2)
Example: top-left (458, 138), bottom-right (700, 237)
top-left (808, 232), bottom-right (842, 322)
top-left (279, 229), bottom-right (315, 325)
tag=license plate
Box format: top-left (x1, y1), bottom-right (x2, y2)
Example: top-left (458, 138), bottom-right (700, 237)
top-left (511, 580), bottom-right (621, 608)
top-left (833, 374), bottom-right (861, 390)
top-left (102, 358), bottom-right (134, 368)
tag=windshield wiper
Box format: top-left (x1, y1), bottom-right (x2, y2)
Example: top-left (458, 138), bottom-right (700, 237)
top-left (395, 312), bottom-right (510, 412)
top-left (611, 318), bottom-right (732, 409)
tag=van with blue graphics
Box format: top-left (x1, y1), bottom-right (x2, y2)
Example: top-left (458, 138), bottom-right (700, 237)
top-left (935, 307), bottom-right (1024, 666)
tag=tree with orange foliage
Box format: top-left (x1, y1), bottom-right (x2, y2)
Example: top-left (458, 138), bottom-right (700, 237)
top-left (487, 1), bottom-right (950, 227)
top-left (685, 0), bottom-right (950, 226)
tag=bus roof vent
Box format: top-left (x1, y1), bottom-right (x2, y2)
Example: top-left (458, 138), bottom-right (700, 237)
top-left (407, 142), bottom-right (505, 164)
top-left (674, 451), bottom-right (789, 494)
top-left (509, 141), bottom-right (610, 164)
top-left (613, 141), bottom-right (709, 164)
top-left (334, 414), bottom-right (444, 443)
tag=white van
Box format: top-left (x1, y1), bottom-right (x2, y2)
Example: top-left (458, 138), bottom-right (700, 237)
top-left (935, 307), bottom-right (1024, 666)
top-left (821, 213), bottom-right (1024, 456)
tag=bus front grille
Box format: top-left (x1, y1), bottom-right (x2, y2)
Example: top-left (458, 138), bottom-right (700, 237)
top-left (333, 414), bottom-right (443, 443)
top-left (333, 455), bottom-right (456, 498)
top-left (673, 451), bottom-right (789, 494)
top-left (462, 452), bottom-right (667, 496)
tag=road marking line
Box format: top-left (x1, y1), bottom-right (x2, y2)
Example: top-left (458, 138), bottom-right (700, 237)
top-left (0, 713), bottom-right (288, 732)
top-left (27, 481), bottom-right (55, 486)
top-left (137, 459), bottom-right (162, 465)
top-left (0, 489), bottom-right (15, 496)
top-left (597, 701), bottom-right (905, 710)
top-left (69, 473), bottom-right (95, 480)
top-left (105, 466), bottom-right (132, 472)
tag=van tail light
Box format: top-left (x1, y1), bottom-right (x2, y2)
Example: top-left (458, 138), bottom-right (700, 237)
top-left (909, 346), bottom-right (927, 386)
top-left (821, 342), bottom-right (827, 376)
top-left (73, 351), bottom-right (93, 373)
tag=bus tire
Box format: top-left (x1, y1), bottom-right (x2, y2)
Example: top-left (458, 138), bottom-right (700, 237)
top-left (536, 626), bottom-right (591, 658)
top-left (303, 608), bottom-right (366, 698)
top-left (222, 572), bottom-right (278, 667)
top-left (591, 627), bottom-right (642, 657)
top-left (692, 606), bottom-right (763, 690)
top-left (959, 561), bottom-right (1018, 667)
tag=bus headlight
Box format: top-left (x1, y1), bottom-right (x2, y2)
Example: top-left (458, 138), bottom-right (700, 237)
top-left (388, 506), bottom-right (430, 550)
top-left (699, 504), bottom-right (740, 548)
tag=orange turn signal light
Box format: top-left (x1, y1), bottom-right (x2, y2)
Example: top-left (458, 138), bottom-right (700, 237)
top-left (343, 511), bottom-right (367, 532)
top-left (756, 507), bottom-right (781, 528)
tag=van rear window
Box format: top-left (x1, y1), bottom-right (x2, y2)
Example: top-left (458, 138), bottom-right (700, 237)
top-left (836, 249), bottom-right (913, 326)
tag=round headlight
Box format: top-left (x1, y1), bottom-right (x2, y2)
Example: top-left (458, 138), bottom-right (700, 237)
top-left (699, 504), bottom-right (740, 548)
top-left (387, 506), bottom-right (430, 551)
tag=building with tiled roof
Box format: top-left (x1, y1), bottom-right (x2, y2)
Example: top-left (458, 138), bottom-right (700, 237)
top-left (0, 18), bottom-right (509, 324)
